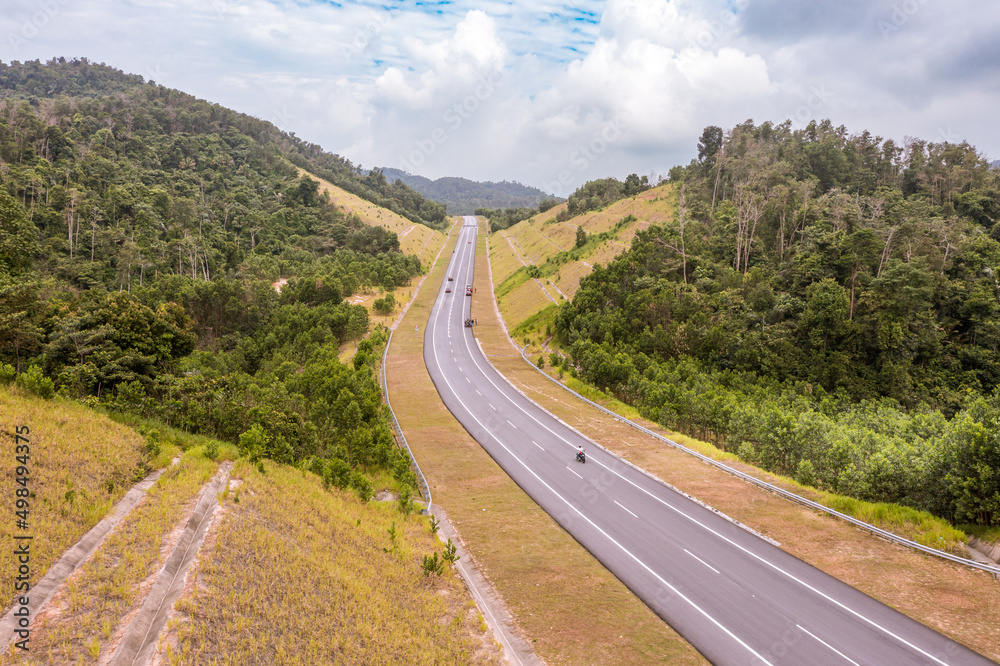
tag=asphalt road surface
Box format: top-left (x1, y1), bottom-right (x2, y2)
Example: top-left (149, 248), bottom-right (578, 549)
top-left (423, 217), bottom-right (993, 665)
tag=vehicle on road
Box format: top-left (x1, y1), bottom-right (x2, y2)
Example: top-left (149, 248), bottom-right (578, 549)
top-left (445, 287), bottom-right (451, 293)
top-left (466, 286), bottom-right (473, 296)
top-left (448, 276), bottom-right (454, 281)
top-left (576, 449), bottom-right (586, 463)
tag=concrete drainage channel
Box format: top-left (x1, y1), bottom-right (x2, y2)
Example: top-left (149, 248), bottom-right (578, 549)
top-left (0, 463), bottom-right (172, 651)
top-left (1, 458), bottom-right (234, 663)
top-left (108, 462), bottom-right (232, 665)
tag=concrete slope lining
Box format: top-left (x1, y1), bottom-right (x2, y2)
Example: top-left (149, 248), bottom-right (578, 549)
top-left (108, 461), bottom-right (232, 666)
top-left (1, 463), bottom-right (172, 653)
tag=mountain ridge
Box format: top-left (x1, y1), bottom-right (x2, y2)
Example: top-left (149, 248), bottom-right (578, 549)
top-left (380, 167), bottom-right (559, 214)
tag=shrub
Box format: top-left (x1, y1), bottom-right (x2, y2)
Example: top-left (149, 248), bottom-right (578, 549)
top-left (16, 365), bottom-right (55, 399)
top-left (422, 552), bottom-right (444, 577)
top-left (0, 363), bottom-right (15, 385)
top-left (795, 459), bottom-right (817, 487)
top-left (205, 440), bottom-right (219, 461)
top-left (398, 484), bottom-right (414, 516)
top-left (373, 293), bottom-right (395, 315)
top-left (442, 538), bottom-right (460, 564)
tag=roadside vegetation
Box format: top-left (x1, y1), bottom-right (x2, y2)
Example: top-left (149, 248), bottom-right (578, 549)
top-left (550, 120), bottom-right (1000, 529)
top-left (0, 59), bottom-right (430, 501)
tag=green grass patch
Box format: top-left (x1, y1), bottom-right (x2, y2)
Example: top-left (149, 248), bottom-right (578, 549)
top-left (511, 303), bottom-right (559, 340)
top-left (960, 525), bottom-right (1000, 544)
top-left (818, 493), bottom-right (966, 552)
top-left (496, 265), bottom-right (533, 300)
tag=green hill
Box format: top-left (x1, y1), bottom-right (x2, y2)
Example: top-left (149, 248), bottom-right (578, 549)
top-left (381, 168), bottom-right (558, 214)
top-left (0, 58), bottom-right (435, 502)
top-left (553, 119), bottom-right (1000, 529)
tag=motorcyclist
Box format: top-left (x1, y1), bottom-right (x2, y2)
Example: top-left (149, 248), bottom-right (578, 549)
top-left (576, 446), bottom-right (586, 462)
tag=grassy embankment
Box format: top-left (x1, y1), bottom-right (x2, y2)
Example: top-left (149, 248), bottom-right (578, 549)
top-left (296, 167), bottom-right (443, 265)
top-left (386, 218), bottom-right (706, 664)
top-left (3, 448), bottom-right (220, 664)
top-left (164, 458), bottom-right (498, 664)
top-left (0, 388), bottom-right (160, 612)
top-left (485, 211), bottom-right (1000, 659)
top-left (3, 386), bottom-right (502, 664)
top-left (490, 183), bottom-right (677, 336)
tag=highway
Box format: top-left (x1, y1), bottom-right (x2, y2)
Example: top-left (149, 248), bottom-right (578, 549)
top-left (423, 217), bottom-right (993, 665)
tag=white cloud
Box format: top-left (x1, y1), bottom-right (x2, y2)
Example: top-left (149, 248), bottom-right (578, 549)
top-left (1, 0), bottom-right (998, 193)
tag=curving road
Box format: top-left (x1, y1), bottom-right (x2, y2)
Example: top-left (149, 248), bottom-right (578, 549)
top-left (423, 217), bottom-right (993, 665)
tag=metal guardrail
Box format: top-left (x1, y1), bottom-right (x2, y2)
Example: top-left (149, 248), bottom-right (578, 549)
top-left (520, 346), bottom-right (1000, 578)
top-left (381, 328), bottom-right (432, 511)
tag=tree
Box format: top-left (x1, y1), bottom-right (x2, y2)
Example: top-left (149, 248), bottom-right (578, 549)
top-left (575, 226), bottom-right (587, 248)
top-left (697, 126), bottom-right (724, 167)
top-left (0, 190), bottom-right (39, 276)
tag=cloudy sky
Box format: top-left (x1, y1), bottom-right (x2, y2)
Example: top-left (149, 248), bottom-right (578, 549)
top-left (3, 0), bottom-right (998, 195)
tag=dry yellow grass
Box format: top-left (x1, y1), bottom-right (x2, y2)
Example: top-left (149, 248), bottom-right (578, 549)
top-left (295, 167), bottom-right (443, 264)
top-left (488, 183), bottom-right (677, 334)
top-left (1, 450), bottom-right (220, 665)
top-left (386, 220), bottom-right (705, 664)
top-left (166, 459), bottom-right (500, 665)
top-left (0, 389), bottom-right (151, 610)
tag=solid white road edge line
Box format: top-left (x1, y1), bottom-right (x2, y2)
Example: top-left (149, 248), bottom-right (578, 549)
top-left (429, 272), bottom-right (773, 666)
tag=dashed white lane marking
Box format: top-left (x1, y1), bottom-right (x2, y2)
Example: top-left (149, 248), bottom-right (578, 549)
top-left (507, 421), bottom-right (517, 428)
top-left (429, 250), bottom-right (774, 666)
top-left (466, 377), bottom-right (471, 383)
top-left (532, 441), bottom-right (544, 451)
top-left (684, 549), bottom-right (720, 574)
top-left (614, 500), bottom-right (638, 518)
top-left (488, 403), bottom-right (494, 409)
top-left (797, 625), bottom-right (861, 666)
top-left (476, 390), bottom-right (482, 396)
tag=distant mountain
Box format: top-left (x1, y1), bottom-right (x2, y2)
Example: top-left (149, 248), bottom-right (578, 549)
top-left (380, 168), bottom-right (560, 215)
top-left (992, 159), bottom-right (1000, 169)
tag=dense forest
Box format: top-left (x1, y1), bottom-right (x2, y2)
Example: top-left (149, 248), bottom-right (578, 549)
top-left (0, 58), bottom-right (427, 499)
top-left (0, 58), bottom-right (448, 231)
top-left (555, 119), bottom-right (1000, 526)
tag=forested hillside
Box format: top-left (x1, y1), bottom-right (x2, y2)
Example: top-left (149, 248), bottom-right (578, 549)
top-left (556, 119), bottom-right (1000, 526)
top-left (381, 167), bottom-right (559, 214)
top-left (0, 58), bottom-right (430, 500)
